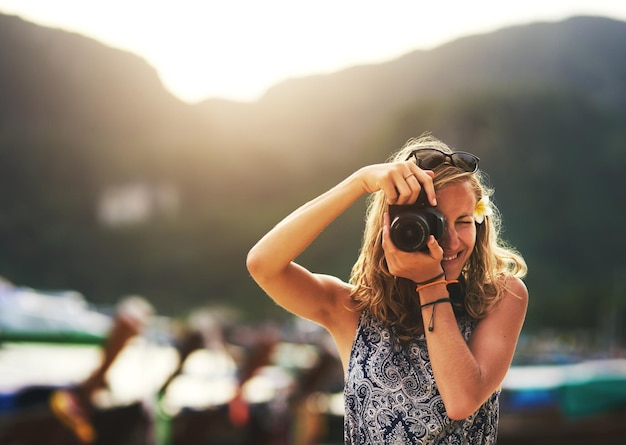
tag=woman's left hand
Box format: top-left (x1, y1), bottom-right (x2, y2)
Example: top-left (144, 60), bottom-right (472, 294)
top-left (382, 212), bottom-right (444, 283)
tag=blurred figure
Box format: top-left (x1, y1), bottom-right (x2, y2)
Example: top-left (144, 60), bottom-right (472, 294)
top-left (158, 310), bottom-right (282, 445)
top-left (49, 296), bottom-right (154, 444)
top-left (290, 339), bottom-right (343, 445)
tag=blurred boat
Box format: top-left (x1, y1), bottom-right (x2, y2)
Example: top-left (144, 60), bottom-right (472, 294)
top-left (498, 359), bottom-right (626, 445)
top-left (0, 282), bottom-right (110, 345)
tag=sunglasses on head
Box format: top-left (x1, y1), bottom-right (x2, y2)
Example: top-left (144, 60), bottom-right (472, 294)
top-left (406, 148), bottom-right (480, 173)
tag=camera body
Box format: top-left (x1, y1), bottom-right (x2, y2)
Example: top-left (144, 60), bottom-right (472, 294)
top-left (389, 192), bottom-right (444, 252)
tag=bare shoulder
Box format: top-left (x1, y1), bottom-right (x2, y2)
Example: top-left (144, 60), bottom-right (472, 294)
top-left (501, 275), bottom-right (529, 308)
top-left (476, 276), bottom-right (528, 330)
top-left (483, 275), bottom-right (528, 328)
top-left (470, 275), bottom-right (528, 359)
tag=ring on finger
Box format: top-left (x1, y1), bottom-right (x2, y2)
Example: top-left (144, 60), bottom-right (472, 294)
top-left (404, 173), bottom-right (416, 180)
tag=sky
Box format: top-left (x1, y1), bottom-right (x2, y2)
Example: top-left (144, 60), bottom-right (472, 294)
top-left (1, 1), bottom-right (626, 103)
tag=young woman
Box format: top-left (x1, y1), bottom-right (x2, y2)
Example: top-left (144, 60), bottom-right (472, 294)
top-left (247, 134), bottom-right (528, 443)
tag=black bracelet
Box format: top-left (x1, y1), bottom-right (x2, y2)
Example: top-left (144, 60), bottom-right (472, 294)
top-left (420, 297), bottom-right (452, 332)
top-left (419, 297), bottom-right (452, 309)
top-left (414, 271), bottom-right (445, 286)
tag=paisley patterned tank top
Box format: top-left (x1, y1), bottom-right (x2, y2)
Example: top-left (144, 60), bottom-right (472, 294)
top-left (344, 309), bottom-right (499, 444)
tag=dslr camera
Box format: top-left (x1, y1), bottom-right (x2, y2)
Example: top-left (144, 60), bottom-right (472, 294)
top-left (389, 191), bottom-right (444, 252)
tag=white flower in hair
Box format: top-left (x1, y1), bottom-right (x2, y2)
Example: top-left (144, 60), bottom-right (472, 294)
top-left (474, 196), bottom-right (493, 224)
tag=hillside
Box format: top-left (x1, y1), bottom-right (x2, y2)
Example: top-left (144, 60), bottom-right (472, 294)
top-left (0, 13), bottom-right (624, 336)
top-left (201, 15), bottom-right (626, 160)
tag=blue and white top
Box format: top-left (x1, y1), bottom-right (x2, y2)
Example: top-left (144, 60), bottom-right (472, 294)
top-left (344, 309), bottom-right (499, 444)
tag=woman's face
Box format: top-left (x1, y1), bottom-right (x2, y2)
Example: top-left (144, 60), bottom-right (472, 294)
top-left (436, 181), bottom-right (477, 280)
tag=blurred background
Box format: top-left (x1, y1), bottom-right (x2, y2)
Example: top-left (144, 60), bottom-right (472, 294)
top-left (1, 2), bottom-right (626, 444)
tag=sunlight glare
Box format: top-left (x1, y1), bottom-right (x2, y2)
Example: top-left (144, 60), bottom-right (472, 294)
top-left (1, 0), bottom-right (626, 102)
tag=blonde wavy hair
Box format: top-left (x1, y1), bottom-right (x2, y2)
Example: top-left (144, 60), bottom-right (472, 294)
top-left (350, 135), bottom-right (527, 341)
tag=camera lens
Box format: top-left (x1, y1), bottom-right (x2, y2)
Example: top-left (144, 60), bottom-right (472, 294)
top-left (390, 212), bottom-right (429, 252)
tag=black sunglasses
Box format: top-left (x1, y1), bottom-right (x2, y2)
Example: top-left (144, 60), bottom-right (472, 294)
top-left (406, 148), bottom-right (480, 173)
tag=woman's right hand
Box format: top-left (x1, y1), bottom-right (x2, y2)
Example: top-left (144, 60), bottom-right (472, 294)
top-left (382, 214), bottom-right (444, 284)
top-left (356, 161), bottom-right (437, 206)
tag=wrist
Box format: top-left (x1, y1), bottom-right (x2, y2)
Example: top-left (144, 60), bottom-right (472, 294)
top-left (416, 281), bottom-right (448, 305)
top-left (419, 297), bottom-right (453, 332)
top-left (345, 169), bottom-right (373, 198)
top-left (415, 279), bottom-right (447, 295)
top-left (415, 278), bottom-right (458, 304)
top-left (415, 277), bottom-right (458, 293)
top-left (414, 271), bottom-right (445, 286)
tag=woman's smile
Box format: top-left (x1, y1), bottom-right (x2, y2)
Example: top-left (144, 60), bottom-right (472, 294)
top-left (436, 182), bottom-right (477, 279)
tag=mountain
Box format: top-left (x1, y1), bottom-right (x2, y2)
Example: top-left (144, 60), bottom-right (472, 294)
top-left (1, 13), bottom-right (624, 336)
top-left (200, 15), bottom-right (626, 160)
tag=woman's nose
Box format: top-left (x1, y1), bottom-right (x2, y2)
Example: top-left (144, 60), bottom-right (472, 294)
top-left (440, 224), bottom-right (459, 249)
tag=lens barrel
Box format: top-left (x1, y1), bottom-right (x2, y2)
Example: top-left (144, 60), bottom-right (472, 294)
top-left (390, 212), bottom-right (430, 252)
top-left (389, 206), bottom-right (444, 252)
